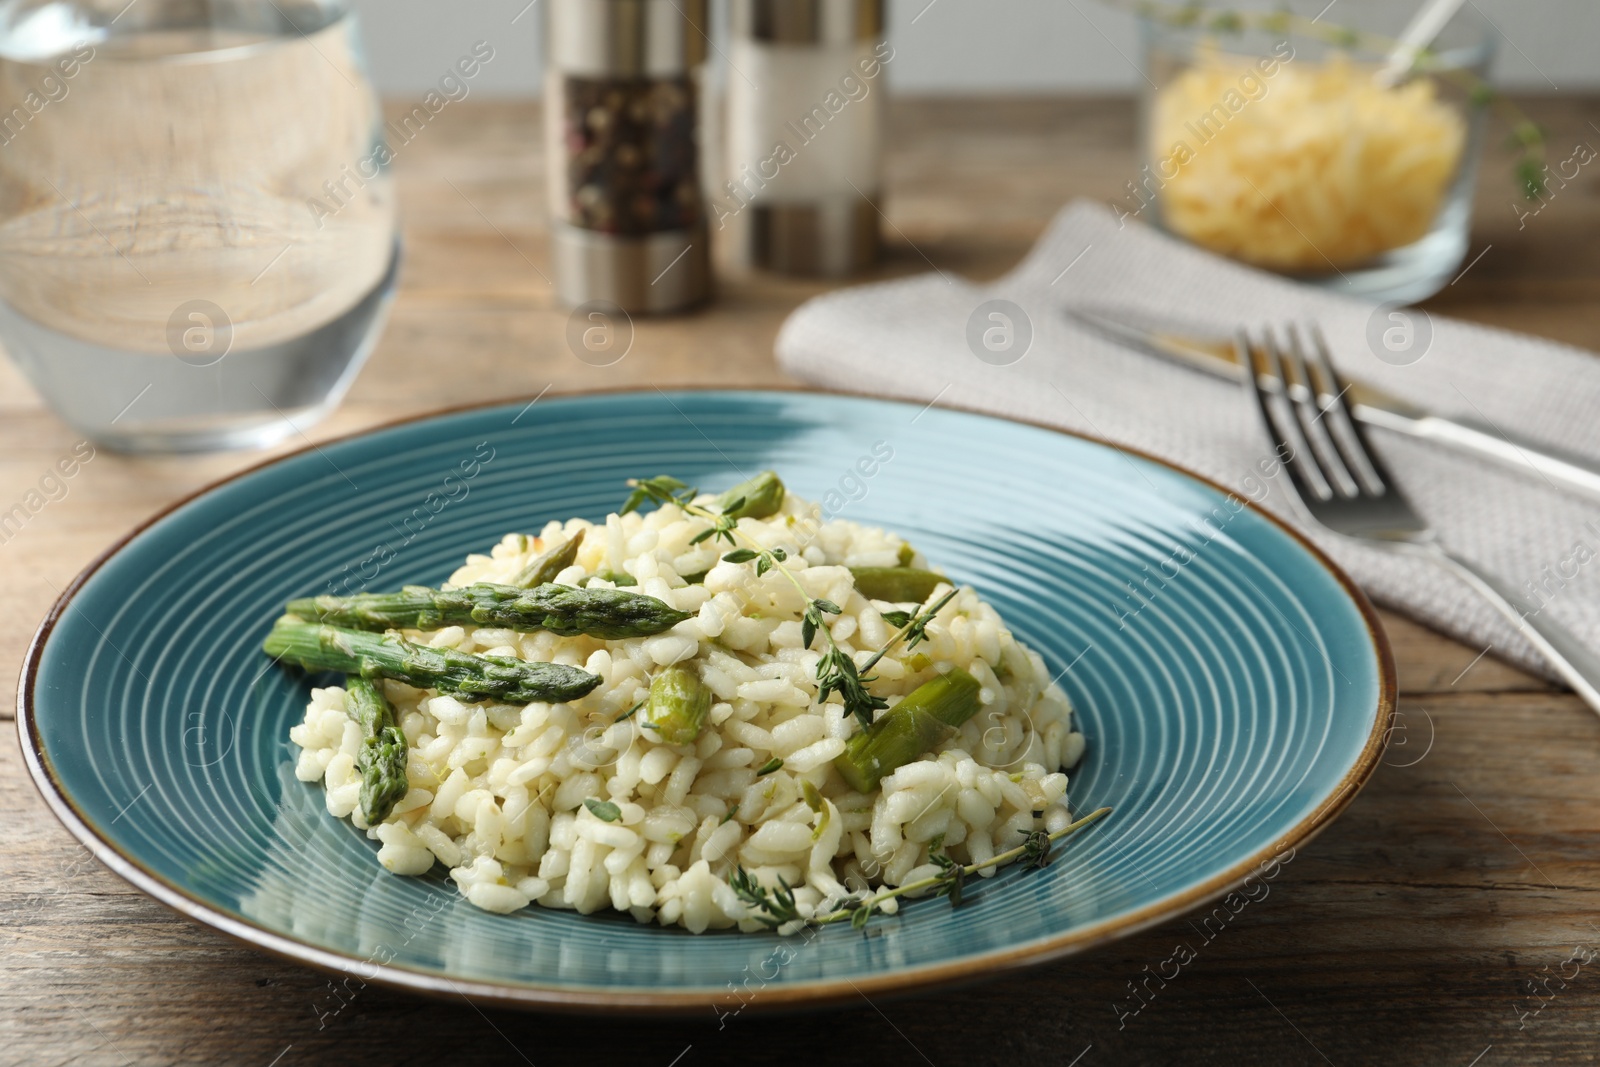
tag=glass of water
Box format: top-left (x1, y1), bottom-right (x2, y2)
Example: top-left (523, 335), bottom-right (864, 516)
top-left (0, 0), bottom-right (399, 452)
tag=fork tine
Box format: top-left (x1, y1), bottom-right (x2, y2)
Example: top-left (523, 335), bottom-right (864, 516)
top-left (1239, 326), bottom-right (1333, 504)
top-left (1301, 323), bottom-right (1393, 498)
top-left (1240, 340), bottom-right (1600, 714)
top-left (1281, 324), bottom-right (1361, 499)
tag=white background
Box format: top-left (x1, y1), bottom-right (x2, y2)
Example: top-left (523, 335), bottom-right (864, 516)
top-left (348, 0), bottom-right (1599, 97)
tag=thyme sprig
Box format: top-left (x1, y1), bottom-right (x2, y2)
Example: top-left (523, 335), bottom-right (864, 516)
top-left (930, 848), bottom-right (966, 907)
top-left (815, 647), bottom-right (887, 731)
top-left (621, 474), bottom-right (698, 516)
top-left (1114, 0), bottom-right (1550, 198)
top-left (859, 588), bottom-right (959, 679)
top-left (729, 867), bottom-right (801, 929)
top-left (730, 806), bottom-right (1113, 931)
top-left (622, 476), bottom-right (957, 731)
top-left (818, 587), bottom-right (962, 729)
top-left (817, 588), bottom-right (961, 732)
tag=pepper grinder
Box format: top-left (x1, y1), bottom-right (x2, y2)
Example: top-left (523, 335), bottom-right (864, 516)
top-left (723, 0), bottom-right (887, 277)
top-left (545, 0), bottom-right (711, 312)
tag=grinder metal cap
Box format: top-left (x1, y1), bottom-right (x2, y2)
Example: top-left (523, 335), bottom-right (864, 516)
top-left (731, 0), bottom-right (884, 44)
top-left (547, 0), bottom-right (709, 77)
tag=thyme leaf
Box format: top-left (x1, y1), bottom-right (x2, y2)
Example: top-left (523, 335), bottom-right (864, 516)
top-left (583, 797), bottom-right (622, 823)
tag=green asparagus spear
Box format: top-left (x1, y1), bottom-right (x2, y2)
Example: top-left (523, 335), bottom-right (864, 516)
top-left (716, 471), bottom-right (785, 520)
top-left (511, 529), bottom-right (584, 589)
top-left (645, 665), bottom-right (712, 746)
top-left (849, 567), bottom-right (948, 605)
top-left (347, 674), bottom-right (396, 734)
top-left (833, 667), bottom-right (982, 793)
top-left (263, 618), bottom-right (602, 704)
top-left (360, 727), bottom-right (408, 824)
top-left (286, 582), bottom-right (689, 640)
top-left (346, 676), bottom-right (410, 823)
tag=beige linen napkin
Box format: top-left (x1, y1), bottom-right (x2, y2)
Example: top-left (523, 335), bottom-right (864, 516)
top-left (776, 199), bottom-right (1600, 678)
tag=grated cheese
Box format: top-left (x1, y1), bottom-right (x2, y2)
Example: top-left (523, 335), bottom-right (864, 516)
top-left (1150, 51), bottom-right (1467, 272)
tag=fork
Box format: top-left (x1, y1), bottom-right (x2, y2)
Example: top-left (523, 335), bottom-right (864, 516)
top-left (1240, 322), bottom-right (1600, 715)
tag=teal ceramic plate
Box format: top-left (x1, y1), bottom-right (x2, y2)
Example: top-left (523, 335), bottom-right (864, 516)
top-left (19, 390), bottom-right (1394, 1011)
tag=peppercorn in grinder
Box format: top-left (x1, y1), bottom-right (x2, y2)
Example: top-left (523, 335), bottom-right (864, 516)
top-left (545, 0), bottom-right (711, 313)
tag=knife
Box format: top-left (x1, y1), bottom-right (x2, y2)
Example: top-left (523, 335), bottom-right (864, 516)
top-left (1065, 305), bottom-right (1600, 504)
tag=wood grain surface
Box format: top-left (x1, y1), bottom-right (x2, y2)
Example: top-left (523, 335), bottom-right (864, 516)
top-left (4, 96), bottom-right (1599, 1067)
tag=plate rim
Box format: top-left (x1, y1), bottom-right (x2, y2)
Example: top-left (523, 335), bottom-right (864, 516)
top-left (16, 385), bottom-right (1397, 1013)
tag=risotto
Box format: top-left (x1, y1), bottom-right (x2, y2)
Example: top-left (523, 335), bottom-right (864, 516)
top-left (280, 474), bottom-right (1087, 933)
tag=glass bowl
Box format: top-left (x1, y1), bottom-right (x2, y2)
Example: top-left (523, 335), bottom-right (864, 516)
top-left (1132, 1), bottom-right (1495, 304)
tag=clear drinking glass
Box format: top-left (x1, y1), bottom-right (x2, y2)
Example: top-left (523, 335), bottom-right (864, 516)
top-left (0, 0), bottom-right (399, 452)
top-left (1136, 1), bottom-right (1495, 304)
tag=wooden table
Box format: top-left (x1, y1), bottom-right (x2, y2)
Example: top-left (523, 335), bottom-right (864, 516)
top-left (6, 97), bottom-right (1600, 1066)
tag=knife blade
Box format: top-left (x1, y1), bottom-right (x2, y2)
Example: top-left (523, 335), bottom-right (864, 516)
top-left (1065, 305), bottom-right (1600, 504)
